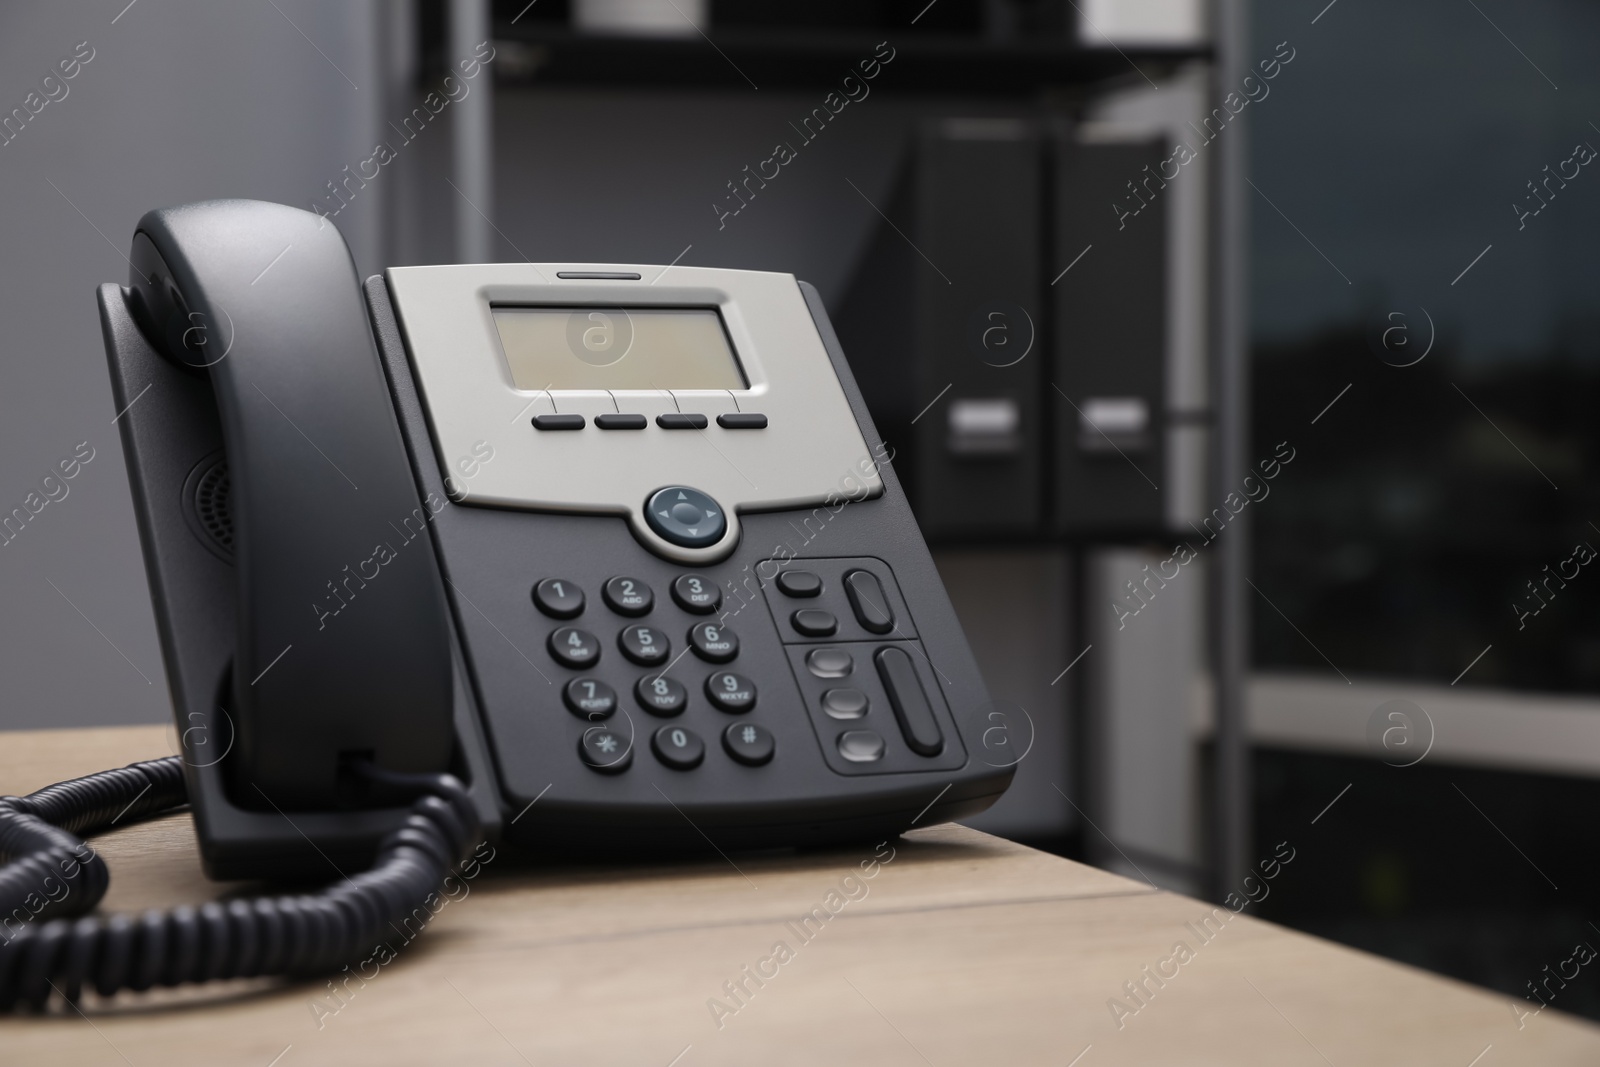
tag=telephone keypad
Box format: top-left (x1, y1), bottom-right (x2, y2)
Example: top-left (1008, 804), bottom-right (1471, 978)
top-left (618, 624), bottom-right (671, 666)
top-left (579, 726), bottom-right (632, 773)
top-left (688, 621), bottom-right (738, 663)
top-left (671, 573), bottom-right (721, 613)
top-left (704, 671), bottom-right (756, 713)
top-left (652, 725), bottom-right (705, 770)
top-left (635, 674), bottom-right (688, 716)
top-left (602, 576), bottom-right (653, 616)
top-left (535, 563), bottom-right (951, 781)
top-left (723, 722), bottom-right (775, 766)
top-left (563, 677), bottom-right (616, 720)
top-left (549, 626), bottom-right (601, 668)
top-left (533, 578), bottom-right (585, 619)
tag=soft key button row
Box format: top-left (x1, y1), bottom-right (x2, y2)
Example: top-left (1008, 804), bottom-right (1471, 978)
top-left (531, 411), bottom-right (767, 430)
top-left (761, 558), bottom-right (917, 644)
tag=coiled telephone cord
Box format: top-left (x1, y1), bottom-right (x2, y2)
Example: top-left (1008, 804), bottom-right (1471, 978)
top-left (0, 755), bottom-right (480, 1011)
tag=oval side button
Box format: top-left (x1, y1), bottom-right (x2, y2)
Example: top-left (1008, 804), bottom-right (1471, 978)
top-left (844, 570), bottom-right (895, 634)
top-left (873, 646), bottom-right (943, 756)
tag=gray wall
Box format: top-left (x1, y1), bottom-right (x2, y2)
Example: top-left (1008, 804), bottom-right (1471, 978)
top-left (0, 0), bottom-right (395, 729)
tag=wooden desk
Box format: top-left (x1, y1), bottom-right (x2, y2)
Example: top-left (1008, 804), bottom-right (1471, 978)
top-left (2, 726), bottom-right (1595, 1066)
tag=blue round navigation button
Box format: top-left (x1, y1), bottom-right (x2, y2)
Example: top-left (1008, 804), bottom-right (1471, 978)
top-left (644, 486), bottom-right (727, 549)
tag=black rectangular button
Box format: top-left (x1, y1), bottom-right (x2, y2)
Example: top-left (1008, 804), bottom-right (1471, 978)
top-left (595, 413), bottom-right (647, 429)
top-left (532, 414), bottom-right (585, 430)
top-left (844, 570), bottom-right (895, 633)
top-left (717, 412), bottom-right (768, 429)
top-left (656, 413), bottom-right (708, 429)
top-left (874, 646), bottom-right (943, 756)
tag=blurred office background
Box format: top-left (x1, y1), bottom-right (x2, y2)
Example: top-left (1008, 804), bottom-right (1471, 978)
top-left (2, 0), bottom-right (1598, 1020)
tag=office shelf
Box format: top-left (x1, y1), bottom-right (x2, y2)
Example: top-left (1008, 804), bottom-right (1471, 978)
top-left (487, 28), bottom-right (1210, 95)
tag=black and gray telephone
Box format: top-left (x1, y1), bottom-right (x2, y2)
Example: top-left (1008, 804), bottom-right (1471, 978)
top-left (0, 200), bottom-right (1010, 1008)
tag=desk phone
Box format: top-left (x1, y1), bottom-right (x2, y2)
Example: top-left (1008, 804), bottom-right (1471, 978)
top-left (0, 200), bottom-right (1010, 1008)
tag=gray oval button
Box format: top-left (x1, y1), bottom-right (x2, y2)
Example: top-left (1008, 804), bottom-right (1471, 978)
top-left (822, 688), bottom-right (869, 720)
top-left (806, 647), bottom-right (853, 678)
top-left (837, 730), bottom-right (885, 763)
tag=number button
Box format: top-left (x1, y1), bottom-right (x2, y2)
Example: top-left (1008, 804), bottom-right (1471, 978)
top-left (688, 622), bottom-right (738, 663)
top-left (651, 725), bottom-right (705, 770)
top-left (618, 624), bottom-right (671, 666)
top-left (563, 677), bottom-right (617, 720)
top-left (723, 722), bottom-right (775, 766)
top-left (705, 672), bottom-right (756, 713)
top-left (671, 574), bottom-right (722, 614)
top-left (548, 626), bottom-right (601, 669)
top-left (579, 726), bottom-right (631, 773)
top-left (533, 578), bottom-right (585, 619)
top-left (603, 576), bottom-right (654, 616)
top-left (634, 674), bottom-right (688, 716)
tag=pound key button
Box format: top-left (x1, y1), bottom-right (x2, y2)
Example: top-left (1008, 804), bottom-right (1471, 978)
top-left (579, 727), bottom-right (631, 773)
top-left (645, 486), bottom-right (727, 549)
top-left (723, 722), bottom-right (775, 766)
top-left (549, 627), bottom-right (601, 669)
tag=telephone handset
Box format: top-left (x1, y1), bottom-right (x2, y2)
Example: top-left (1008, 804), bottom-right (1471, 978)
top-left (0, 199), bottom-right (1011, 1008)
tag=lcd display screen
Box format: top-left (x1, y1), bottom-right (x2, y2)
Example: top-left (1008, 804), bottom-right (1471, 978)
top-left (491, 306), bottom-right (746, 391)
